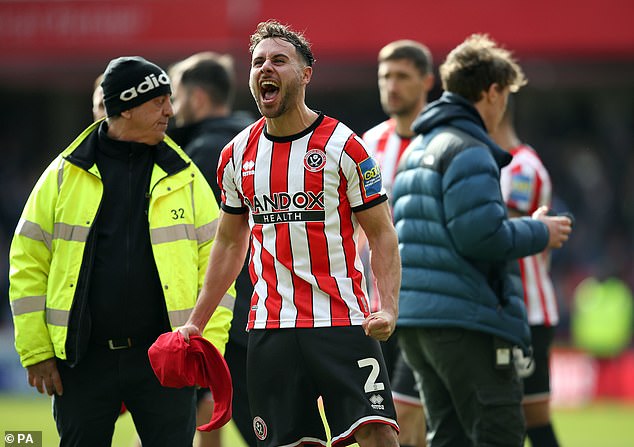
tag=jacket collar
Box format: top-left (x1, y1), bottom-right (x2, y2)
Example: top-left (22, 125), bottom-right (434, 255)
top-left (413, 92), bottom-right (511, 168)
top-left (65, 121), bottom-right (189, 175)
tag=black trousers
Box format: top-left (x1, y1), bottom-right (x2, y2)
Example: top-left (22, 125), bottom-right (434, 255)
top-left (53, 342), bottom-right (196, 447)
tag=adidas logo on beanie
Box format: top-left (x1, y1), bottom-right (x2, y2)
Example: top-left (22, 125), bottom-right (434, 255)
top-left (101, 56), bottom-right (171, 117)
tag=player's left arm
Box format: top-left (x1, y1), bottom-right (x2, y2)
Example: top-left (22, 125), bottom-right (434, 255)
top-left (356, 201), bottom-right (401, 341)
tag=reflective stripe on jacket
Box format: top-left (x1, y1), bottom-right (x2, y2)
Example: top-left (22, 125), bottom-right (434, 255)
top-left (9, 120), bottom-right (235, 367)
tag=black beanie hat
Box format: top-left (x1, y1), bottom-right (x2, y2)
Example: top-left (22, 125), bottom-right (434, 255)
top-left (101, 56), bottom-right (171, 117)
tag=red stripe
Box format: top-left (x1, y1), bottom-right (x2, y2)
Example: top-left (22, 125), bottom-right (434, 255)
top-left (395, 136), bottom-right (412, 179)
top-left (338, 167), bottom-right (368, 319)
top-left (305, 118), bottom-right (347, 324)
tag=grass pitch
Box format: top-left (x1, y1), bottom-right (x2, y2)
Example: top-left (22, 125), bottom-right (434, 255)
top-left (1, 393), bottom-right (633, 446)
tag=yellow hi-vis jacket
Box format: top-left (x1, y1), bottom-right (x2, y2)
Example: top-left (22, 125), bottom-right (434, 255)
top-left (9, 121), bottom-right (235, 367)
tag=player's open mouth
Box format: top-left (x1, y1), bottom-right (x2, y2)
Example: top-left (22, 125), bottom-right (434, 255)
top-left (260, 81), bottom-right (279, 103)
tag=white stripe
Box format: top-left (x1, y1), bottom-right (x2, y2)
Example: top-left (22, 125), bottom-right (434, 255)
top-left (16, 219), bottom-right (52, 250)
top-left (277, 437), bottom-right (327, 447)
top-left (46, 308), bottom-right (69, 326)
top-left (218, 293), bottom-right (236, 312)
top-left (330, 415), bottom-right (398, 445)
top-left (392, 391), bottom-right (424, 407)
top-left (11, 295), bottom-right (46, 316)
top-left (168, 309), bottom-right (192, 327)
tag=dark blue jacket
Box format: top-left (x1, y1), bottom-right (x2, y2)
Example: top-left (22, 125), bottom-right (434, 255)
top-left (392, 92), bottom-right (549, 350)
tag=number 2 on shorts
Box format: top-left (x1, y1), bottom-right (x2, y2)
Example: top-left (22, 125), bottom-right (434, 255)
top-left (357, 358), bottom-right (385, 392)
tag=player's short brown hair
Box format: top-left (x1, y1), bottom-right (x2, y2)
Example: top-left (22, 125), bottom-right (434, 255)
top-left (440, 34), bottom-right (526, 102)
top-left (249, 19), bottom-right (315, 67)
top-left (378, 40), bottom-right (433, 76)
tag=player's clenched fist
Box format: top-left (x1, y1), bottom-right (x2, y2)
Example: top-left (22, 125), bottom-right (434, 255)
top-left (362, 310), bottom-right (396, 341)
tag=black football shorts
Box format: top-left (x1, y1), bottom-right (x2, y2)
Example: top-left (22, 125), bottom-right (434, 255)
top-left (247, 326), bottom-right (398, 447)
top-left (523, 325), bottom-right (556, 401)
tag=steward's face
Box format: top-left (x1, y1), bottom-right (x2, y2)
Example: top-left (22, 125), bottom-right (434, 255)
top-left (126, 94), bottom-right (174, 145)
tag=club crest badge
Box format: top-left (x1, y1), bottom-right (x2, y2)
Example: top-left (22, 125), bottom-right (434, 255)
top-left (304, 148), bottom-right (326, 172)
top-left (253, 416), bottom-right (268, 440)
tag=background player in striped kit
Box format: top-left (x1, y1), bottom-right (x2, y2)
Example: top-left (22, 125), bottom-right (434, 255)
top-left (362, 39), bottom-right (435, 447)
top-left (179, 20), bottom-right (401, 447)
top-left (492, 97), bottom-right (562, 447)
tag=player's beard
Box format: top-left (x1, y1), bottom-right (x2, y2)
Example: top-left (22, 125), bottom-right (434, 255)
top-left (384, 95), bottom-right (418, 118)
top-left (253, 71), bottom-right (302, 119)
top-left (256, 92), bottom-right (291, 119)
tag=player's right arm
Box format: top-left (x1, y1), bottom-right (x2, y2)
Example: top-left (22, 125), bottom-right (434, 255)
top-left (356, 201), bottom-right (401, 342)
top-left (178, 210), bottom-right (250, 341)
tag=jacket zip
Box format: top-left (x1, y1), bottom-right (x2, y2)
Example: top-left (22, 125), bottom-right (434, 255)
top-left (66, 165), bottom-right (102, 366)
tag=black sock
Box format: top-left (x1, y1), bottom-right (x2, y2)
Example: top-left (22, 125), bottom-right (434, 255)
top-left (526, 423), bottom-right (560, 447)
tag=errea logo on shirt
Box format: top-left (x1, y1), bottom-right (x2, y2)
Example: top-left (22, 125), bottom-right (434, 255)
top-left (242, 160), bottom-right (255, 177)
top-left (120, 73), bottom-right (170, 101)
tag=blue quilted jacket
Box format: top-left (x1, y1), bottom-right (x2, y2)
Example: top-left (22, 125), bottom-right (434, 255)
top-left (392, 92), bottom-right (549, 350)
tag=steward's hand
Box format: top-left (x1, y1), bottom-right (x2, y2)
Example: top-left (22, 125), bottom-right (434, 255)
top-left (26, 358), bottom-right (63, 396)
top-left (177, 324), bottom-right (201, 343)
top-left (362, 310), bottom-right (396, 342)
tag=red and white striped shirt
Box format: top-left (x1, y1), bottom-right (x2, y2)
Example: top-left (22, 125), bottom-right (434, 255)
top-left (362, 119), bottom-right (413, 311)
top-left (362, 119), bottom-right (413, 197)
top-left (217, 114), bottom-right (387, 330)
top-left (500, 144), bottom-right (559, 326)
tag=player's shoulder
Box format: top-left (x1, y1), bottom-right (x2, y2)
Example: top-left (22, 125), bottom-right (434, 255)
top-left (320, 113), bottom-right (354, 135)
top-left (509, 144), bottom-right (547, 169)
top-left (222, 118), bottom-right (264, 153)
top-left (510, 144), bottom-right (541, 161)
top-left (362, 119), bottom-right (394, 142)
top-left (316, 114), bottom-right (366, 150)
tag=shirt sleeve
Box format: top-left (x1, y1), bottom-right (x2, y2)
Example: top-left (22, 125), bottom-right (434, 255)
top-left (502, 154), bottom-right (542, 215)
top-left (340, 135), bottom-right (387, 211)
top-left (217, 142), bottom-right (248, 214)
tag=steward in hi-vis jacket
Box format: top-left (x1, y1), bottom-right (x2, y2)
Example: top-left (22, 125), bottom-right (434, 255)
top-left (8, 56), bottom-right (234, 447)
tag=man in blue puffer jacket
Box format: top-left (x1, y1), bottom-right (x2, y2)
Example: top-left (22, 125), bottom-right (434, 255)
top-left (392, 34), bottom-right (572, 447)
